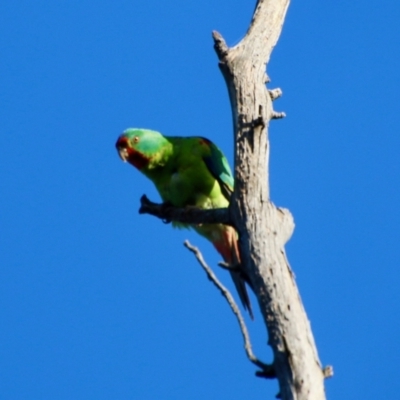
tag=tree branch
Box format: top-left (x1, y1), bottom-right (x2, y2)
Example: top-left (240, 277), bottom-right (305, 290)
top-left (138, 195), bottom-right (232, 226)
top-left (184, 240), bottom-right (275, 378)
top-left (269, 88), bottom-right (283, 101)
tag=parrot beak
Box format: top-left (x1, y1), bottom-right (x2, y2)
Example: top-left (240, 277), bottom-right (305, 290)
top-left (117, 147), bottom-right (129, 162)
top-left (116, 136), bottom-right (130, 162)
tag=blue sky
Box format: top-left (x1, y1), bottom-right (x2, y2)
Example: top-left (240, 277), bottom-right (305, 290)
top-left (1, 1), bottom-right (400, 399)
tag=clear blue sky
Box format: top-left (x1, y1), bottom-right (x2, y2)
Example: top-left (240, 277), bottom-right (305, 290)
top-left (1, 1), bottom-right (399, 399)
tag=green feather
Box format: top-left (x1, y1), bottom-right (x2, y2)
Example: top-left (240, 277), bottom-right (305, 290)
top-left (116, 128), bottom-right (253, 317)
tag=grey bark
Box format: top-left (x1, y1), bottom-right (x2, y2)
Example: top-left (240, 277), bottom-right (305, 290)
top-left (214, 0), bottom-right (328, 399)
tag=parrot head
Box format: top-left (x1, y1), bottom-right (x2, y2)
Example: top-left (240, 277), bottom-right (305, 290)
top-left (115, 128), bottom-right (167, 170)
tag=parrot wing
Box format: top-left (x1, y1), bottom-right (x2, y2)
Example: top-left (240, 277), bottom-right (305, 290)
top-left (201, 138), bottom-right (234, 202)
top-left (200, 138), bottom-right (254, 317)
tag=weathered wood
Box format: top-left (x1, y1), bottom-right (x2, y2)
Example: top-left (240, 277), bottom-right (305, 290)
top-left (213, 0), bottom-right (328, 399)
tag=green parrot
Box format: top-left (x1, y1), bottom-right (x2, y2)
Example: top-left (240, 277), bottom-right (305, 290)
top-left (115, 128), bottom-right (253, 318)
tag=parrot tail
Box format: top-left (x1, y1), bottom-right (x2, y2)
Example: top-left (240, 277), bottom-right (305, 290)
top-left (213, 226), bottom-right (254, 319)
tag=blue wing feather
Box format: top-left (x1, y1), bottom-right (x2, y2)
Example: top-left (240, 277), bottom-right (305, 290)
top-left (201, 138), bottom-right (234, 201)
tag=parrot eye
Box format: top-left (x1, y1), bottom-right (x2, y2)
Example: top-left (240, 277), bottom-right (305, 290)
top-left (132, 136), bottom-right (139, 144)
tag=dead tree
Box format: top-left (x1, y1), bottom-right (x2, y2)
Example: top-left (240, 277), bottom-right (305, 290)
top-left (140, 0), bottom-right (332, 398)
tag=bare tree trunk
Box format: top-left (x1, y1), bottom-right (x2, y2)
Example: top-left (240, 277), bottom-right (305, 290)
top-left (139, 0), bottom-right (332, 398)
top-left (212, 1), bottom-right (328, 399)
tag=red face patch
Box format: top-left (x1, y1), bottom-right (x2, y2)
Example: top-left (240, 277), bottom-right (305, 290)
top-left (115, 136), bottom-right (150, 170)
top-left (127, 148), bottom-right (150, 170)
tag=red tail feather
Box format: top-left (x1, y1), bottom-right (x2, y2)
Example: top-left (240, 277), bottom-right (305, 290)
top-left (213, 227), bottom-right (253, 319)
